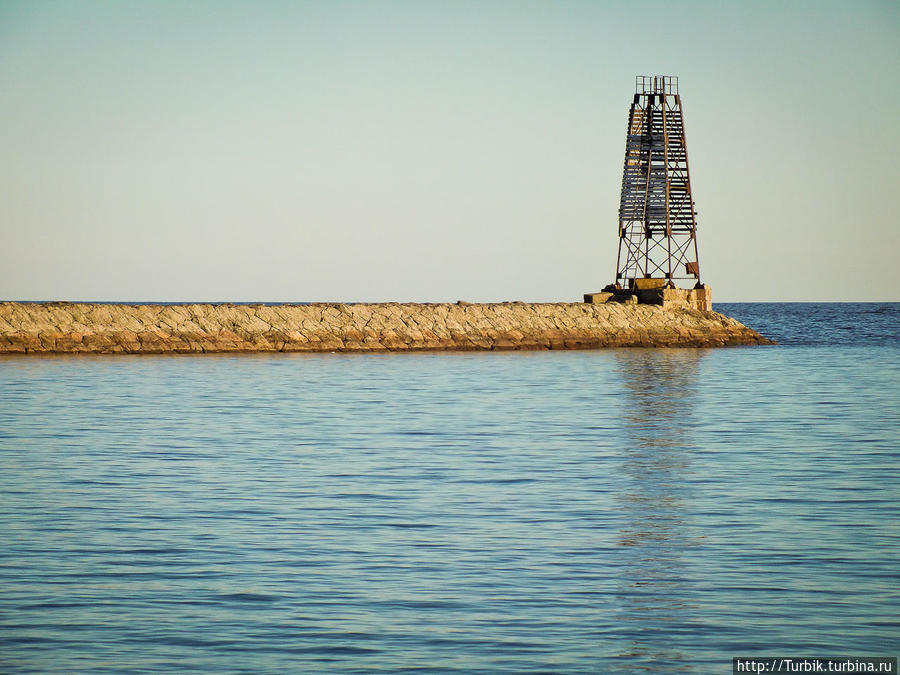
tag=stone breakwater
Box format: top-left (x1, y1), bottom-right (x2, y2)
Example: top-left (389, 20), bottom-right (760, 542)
top-left (0, 301), bottom-right (773, 354)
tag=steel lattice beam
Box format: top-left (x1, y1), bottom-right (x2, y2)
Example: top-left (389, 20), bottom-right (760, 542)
top-left (615, 76), bottom-right (702, 289)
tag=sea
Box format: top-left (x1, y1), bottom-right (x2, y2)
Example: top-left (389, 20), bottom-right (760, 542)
top-left (1, 303), bottom-right (897, 674)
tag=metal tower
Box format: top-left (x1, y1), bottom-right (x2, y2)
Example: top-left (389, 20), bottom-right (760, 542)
top-left (615, 76), bottom-right (701, 290)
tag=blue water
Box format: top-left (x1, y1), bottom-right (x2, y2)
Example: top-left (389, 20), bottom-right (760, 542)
top-left (1, 303), bottom-right (898, 673)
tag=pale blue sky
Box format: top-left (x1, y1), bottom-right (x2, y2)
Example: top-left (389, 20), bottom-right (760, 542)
top-left (1, 0), bottom-right (897, 302)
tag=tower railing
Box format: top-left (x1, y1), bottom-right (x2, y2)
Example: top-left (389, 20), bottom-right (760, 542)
top-left (634, 75), bottom-right (679, 95)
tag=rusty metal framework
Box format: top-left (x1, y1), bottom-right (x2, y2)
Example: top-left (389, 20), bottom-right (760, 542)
top-left (615, 75), bottom-right (701, 289)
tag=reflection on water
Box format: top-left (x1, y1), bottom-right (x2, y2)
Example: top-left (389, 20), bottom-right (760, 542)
top-left (612, 349), bottom-right (705, 670)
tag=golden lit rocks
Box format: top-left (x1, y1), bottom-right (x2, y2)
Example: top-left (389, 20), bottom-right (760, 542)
top-left (0, 301), bottom-right (774, 354)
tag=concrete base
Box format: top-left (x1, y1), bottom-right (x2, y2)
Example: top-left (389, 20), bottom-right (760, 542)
top-left (658, 286), bottom-right (712, 312)
top-left (585, 285), bottom-right (712, 312)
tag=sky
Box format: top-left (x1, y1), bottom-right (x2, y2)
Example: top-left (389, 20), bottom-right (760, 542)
top-left (1, 0), bottom-right (897, 303)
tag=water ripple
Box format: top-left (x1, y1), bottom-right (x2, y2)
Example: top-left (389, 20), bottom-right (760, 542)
top-left (0, 305), bottom-right (898, 673)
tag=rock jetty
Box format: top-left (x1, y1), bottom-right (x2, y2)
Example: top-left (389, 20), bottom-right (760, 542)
top-left (0, 301), bottom-right (773, 354)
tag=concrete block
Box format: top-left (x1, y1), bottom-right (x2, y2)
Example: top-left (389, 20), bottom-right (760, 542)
top-left (583, 292), bottom-right (614, 304)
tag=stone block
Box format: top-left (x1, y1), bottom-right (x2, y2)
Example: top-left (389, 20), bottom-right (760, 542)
top-left (660, 286), bottom-right (712, 312)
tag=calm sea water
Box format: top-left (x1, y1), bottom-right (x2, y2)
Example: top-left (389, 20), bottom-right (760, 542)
top-left (1, 303), bottom-right (898, 673)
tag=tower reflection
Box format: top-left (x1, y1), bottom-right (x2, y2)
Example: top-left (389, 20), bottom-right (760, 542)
top-left (610, 348), bottom-right (705, 670)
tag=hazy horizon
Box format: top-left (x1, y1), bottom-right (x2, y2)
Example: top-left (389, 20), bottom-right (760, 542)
top-left (2, 1), bottom-right (898, 303)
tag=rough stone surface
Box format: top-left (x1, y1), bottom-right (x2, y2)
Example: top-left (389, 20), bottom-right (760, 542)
top-left (0, 301), bottom-right (774, 354)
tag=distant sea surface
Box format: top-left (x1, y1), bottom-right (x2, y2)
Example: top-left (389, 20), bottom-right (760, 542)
top-left (1, 303), bottom-right (897, 674)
